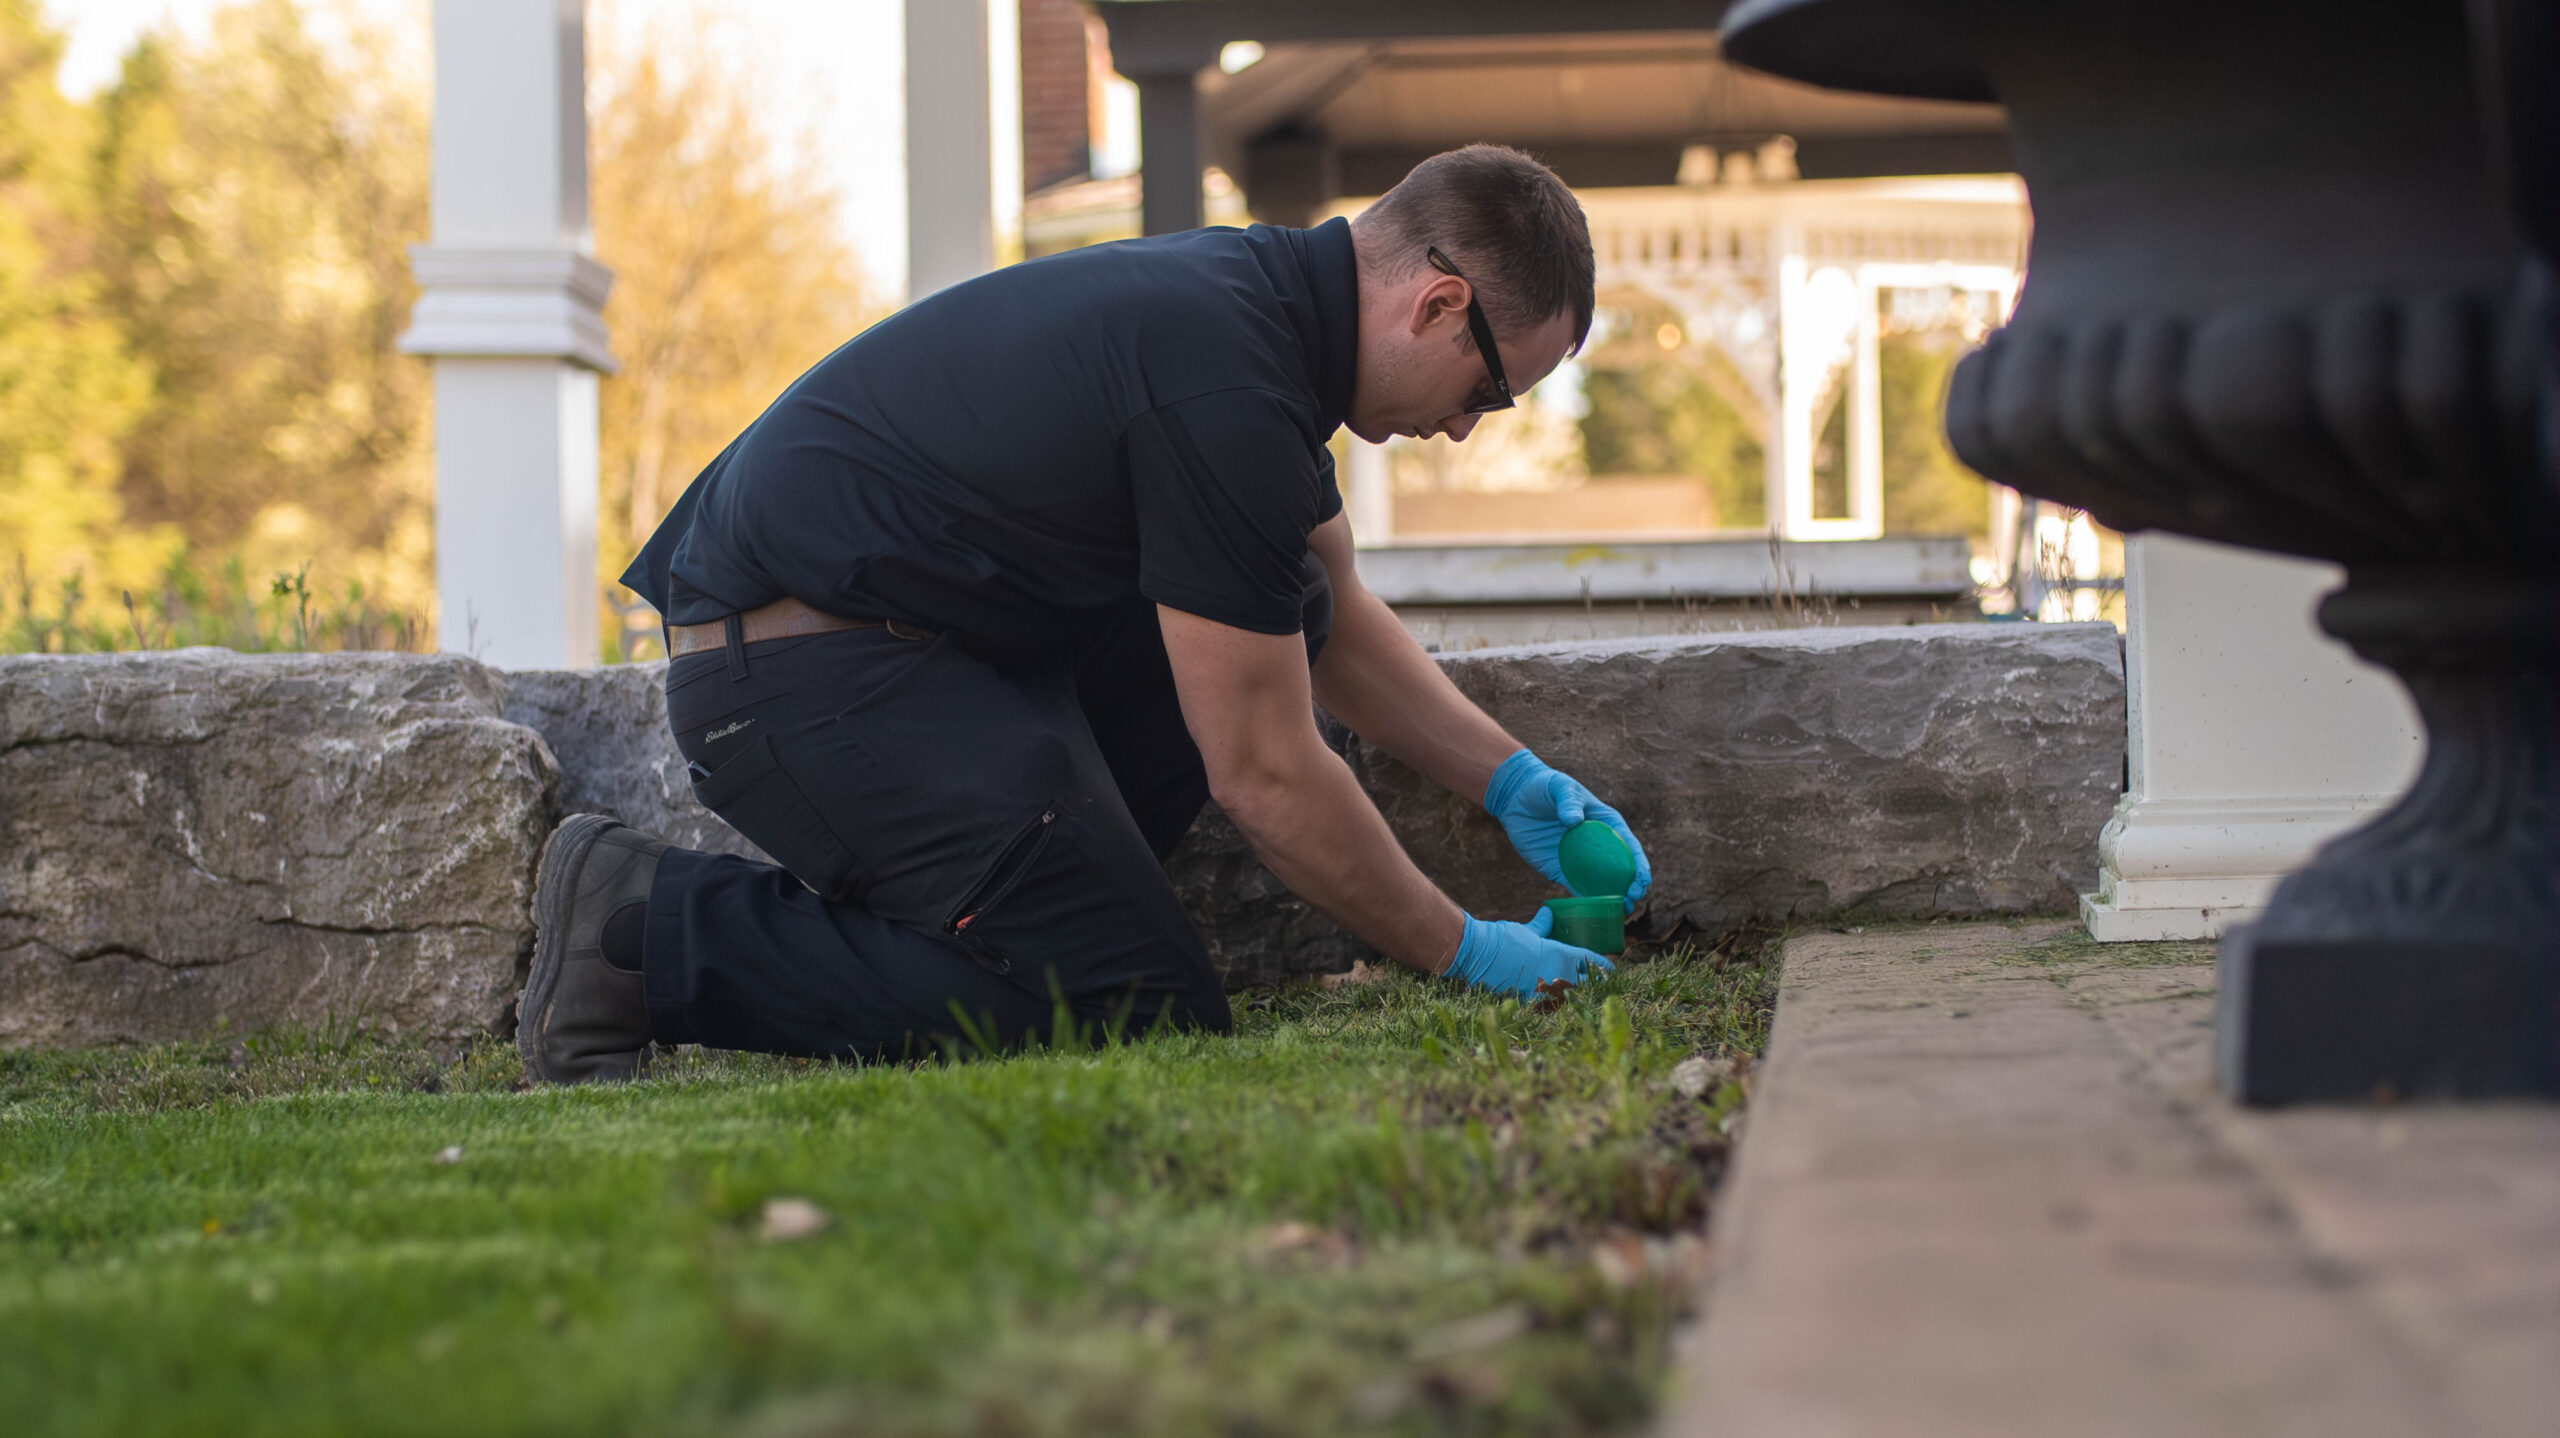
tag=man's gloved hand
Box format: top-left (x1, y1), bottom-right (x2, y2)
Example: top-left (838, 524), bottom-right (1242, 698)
top-left (1483, 748), bottom-right (1653, 912)
top-left (1444, 909), bottom-right (1615, 999)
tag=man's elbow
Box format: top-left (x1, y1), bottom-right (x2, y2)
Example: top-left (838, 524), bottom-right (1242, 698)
top-left (1206, 761), bottom-right (1292, 826)
top-left (1204, 742), bottom-right (1317, 826)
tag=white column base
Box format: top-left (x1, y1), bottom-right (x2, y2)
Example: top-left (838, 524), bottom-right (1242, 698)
top-left (2079, 794), bottom-right (2394, 941)
top-left (2088, 533), bottom-right (2424, 944)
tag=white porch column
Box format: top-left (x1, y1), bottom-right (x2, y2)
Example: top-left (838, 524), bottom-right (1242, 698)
top-left (905, 0), bottom-right (1022, 300)
top-left (1844, 271), bottom-right (1884, 536)
top-left (1345, 439), bottom-right (1394, 546)
top-left (1765, 228), bottom-right (1807, 536)
top-left (400, 0), bottom-right (614, 670)
top-left (1767, 236), bottom-right (1883, 540)
top-left (2081, 533), bottom-right (2424, 940)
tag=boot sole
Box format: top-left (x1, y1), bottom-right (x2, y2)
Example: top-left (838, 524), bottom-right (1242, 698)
top-left (519, 812), bottom-right (622, 1085)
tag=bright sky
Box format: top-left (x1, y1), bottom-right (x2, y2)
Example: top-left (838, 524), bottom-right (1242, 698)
top-left (42, 0), bottom-right (915, 296)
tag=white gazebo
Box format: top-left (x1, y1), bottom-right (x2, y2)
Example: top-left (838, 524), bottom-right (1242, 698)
top-left (1551, 172), bottom-right (2020, 544)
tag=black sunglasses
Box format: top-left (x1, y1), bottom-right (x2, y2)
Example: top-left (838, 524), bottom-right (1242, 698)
top-left (1426, 247), bottom-right (1516, 415)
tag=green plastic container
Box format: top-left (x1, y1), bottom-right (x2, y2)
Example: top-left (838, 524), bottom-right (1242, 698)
top-left (1558, 821), bottom-right (1636, 902)
top-left (1545, 820), bottom-right (1635, 956)
top-left (1543, 895), bottom-right (1626, 956)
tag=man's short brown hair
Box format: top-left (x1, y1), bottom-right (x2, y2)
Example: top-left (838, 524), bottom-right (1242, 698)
top-left (1352, 145), bottom-right (1595, 349)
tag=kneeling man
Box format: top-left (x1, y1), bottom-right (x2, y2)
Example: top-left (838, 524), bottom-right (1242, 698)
top-left (520, 145), bottom-right (1652, 1082)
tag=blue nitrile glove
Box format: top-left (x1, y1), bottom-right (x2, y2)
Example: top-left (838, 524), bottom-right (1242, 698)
top-left (1483, 748), bottom-right (1653, 913)
top-left (1444, 909), bottom-right (1616, 999)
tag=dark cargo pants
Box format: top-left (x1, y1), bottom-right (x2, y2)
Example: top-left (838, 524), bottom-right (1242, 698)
top-left (640, 570), bottom-right (1330, 1060)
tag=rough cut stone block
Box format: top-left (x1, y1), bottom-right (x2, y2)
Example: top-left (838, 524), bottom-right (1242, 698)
top-left (0, 651), bottom-right (556, 1046)
top-left (1176, 622), bottom-right (2126, 986)
top-left (508, 623), bottom-right (2124, 992)
top-left (496, 664), bottom-right (769, 862)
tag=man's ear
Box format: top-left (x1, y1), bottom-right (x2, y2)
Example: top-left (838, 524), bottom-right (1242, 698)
top-left (1409, 273), bottom-right (1470, 338)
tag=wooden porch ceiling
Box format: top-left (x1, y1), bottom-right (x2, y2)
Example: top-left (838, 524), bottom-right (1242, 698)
top-left (1093, 0), bottom-right (2009, 227)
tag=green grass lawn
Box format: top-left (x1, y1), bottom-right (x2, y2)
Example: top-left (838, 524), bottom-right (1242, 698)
top-left (0, 942), bottom-right (1770, 1438)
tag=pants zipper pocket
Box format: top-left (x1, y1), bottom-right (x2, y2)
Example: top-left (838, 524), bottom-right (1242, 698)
top-left (943, 807), bottom-right (1058, 972)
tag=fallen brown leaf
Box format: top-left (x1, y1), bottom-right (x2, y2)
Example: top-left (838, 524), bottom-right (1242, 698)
top-left (758, 1196), bottom-right (832, 1242)
top-left (1255, 1220), bottom-right (1359, 1268)
top-left (1529, 977), bottom-right (1579, 1013)
top-left (1591, 1230), bottom-right (1648, 1291)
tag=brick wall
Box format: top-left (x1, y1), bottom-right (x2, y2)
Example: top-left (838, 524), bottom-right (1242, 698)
top-left (1020, 0), bottom-right (1091, 194)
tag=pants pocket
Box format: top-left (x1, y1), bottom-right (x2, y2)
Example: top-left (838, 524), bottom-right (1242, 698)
top-left (690, 732), bottom-right (864, 902)
top-left (941, 805), bottom-right (1060, 974)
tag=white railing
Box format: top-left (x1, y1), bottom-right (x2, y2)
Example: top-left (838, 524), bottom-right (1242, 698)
top-left (1586, 177), bottom-right (2027, 542)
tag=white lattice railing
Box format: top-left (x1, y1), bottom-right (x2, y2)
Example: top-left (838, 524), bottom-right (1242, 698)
top-left (1586, 177), bottom-right (2028, 540)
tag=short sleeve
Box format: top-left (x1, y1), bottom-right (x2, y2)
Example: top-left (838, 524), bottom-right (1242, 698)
top-left (1314, 445), bottom-right (1345, 524)
top-left (1125, 389), bottom-right (1331, 634)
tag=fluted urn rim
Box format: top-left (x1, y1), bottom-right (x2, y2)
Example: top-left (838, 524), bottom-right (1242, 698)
top-left (1720, 0), bottom-right (1993, 104)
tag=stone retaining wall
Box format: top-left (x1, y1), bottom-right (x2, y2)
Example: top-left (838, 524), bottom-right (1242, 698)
top-left (1182, 623), bottom-right (2127, 985)
top-left (0, 653), bottom-right (556, 1047)
top-left (0, 622), bottom-right (2122, 1042)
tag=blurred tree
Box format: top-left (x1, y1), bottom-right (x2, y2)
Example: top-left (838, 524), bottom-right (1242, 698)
top-left (1579, 362), bottom-right (1765, 529)
top-left (59, 0), bottom-right (875, 656)
top-left (589, 16), bottom-right (878, 653)
top-left (87, 0), bottom-right (433, 614)
top-left (1575, 292), bottom-right (1765, 528)
top-left (0, 0), bottom-right (159, 593)
top-left (1878, 329), bottom-right (1990, 539)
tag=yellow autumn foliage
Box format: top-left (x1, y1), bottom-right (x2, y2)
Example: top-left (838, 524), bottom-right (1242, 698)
top-left (2, 0), bottom-right (875, 654)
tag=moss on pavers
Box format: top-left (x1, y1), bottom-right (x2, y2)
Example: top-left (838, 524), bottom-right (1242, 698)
top-left (1976, 925), bottom-right (2217, 971)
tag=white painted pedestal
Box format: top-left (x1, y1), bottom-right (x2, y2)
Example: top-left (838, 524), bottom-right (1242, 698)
top-left (401, 0), bottom-right (614, 670)
top-left (2082, 534), bottom-right (2423, 941)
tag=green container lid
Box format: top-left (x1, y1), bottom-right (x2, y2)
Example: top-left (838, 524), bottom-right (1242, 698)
top-left (1559, 820), bottom-right (1636, 901)
top-left (1543, 895), bottom-right (1626, 957)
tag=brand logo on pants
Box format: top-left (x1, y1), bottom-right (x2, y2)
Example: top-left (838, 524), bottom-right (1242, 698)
top-left (705, 719), bottom-right (754, 744)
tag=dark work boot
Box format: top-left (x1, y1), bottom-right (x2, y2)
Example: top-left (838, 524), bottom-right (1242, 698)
top-left (519, 814), bottom-right (669, 1085)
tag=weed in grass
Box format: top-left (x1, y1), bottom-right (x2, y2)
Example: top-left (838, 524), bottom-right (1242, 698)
top-left (0, 941), bottom-right (1776, 1437)
top-left (3, 550), bottom-right (425, 656)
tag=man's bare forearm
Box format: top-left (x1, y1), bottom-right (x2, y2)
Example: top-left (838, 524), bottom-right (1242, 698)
top-left (1156, 593), bottom-right (1472, 973)
top-left (1213, 732), bottom-right (1466, 974)
top-left (1312, 583), bottom-right (1520, 802)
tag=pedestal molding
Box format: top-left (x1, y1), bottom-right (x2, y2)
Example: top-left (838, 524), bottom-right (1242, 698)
top-left (399, 246), bottom-right (616, 373)
top-left (2082, 793), bottom-right (2397, 941)
top-left (2096, 794), bottom-right (2402, 878)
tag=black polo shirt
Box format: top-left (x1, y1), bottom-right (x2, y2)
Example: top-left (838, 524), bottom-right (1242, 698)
top-left (622, 219), bottom-right (1358, 660)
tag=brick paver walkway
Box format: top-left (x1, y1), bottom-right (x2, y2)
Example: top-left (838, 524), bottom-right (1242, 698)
top-left (1664, 922), bottom-right (2560, 1437)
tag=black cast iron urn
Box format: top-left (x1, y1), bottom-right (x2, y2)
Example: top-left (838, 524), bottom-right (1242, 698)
top-left (1720, 0), bottom-right (2558, 1101)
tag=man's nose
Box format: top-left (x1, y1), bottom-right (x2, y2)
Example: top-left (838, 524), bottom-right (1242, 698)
top-left (1439, 413), bottom-right (1484, 442)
